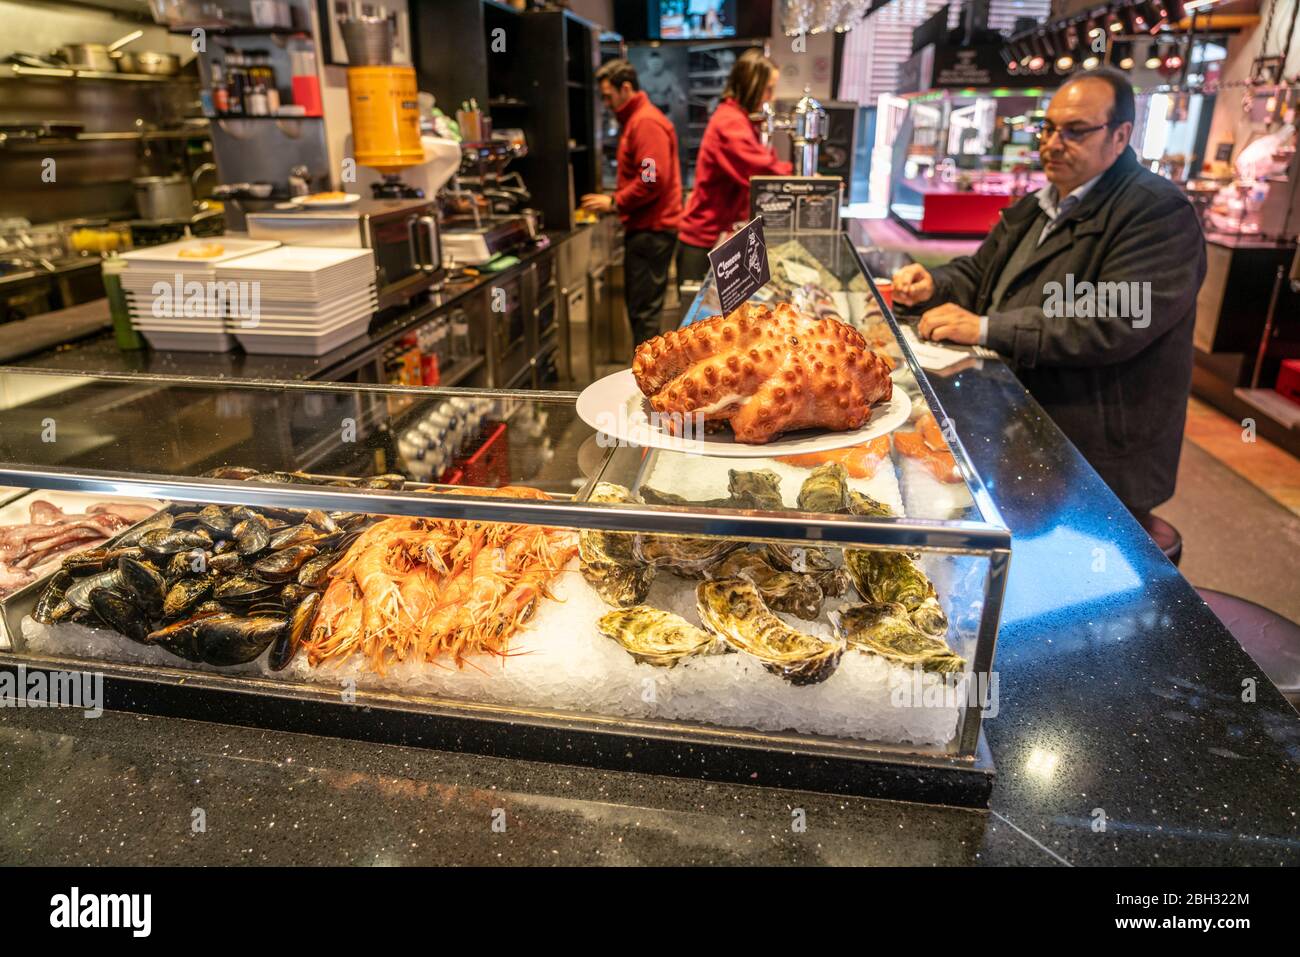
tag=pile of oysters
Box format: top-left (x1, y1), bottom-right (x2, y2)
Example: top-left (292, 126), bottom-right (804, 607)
top-left (584, 463), bottom-right (965, 686)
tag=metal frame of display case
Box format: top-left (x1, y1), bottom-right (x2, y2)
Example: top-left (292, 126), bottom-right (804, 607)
top-left (0, 246), bottom-right (1009, 804)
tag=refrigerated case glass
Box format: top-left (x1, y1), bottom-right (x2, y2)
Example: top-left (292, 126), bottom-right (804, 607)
top-left (0, 236), bottom-right (1008, 799)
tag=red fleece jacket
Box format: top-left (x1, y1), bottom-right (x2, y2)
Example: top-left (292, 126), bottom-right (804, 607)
top-left (613, 91), bottom-right (682, 233)
top-left (679, 97), bottom-right (792, 249)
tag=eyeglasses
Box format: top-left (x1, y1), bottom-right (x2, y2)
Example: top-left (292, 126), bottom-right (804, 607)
top-left (1035, 120), bottom-right (1118, 145)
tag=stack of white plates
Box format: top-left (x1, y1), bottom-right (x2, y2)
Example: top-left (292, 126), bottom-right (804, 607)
top-left (214, 247), bottom-right (377, 355)
top-left (119, 238), bottom-right (282, 352)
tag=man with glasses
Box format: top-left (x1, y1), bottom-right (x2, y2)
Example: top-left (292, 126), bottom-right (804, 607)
top-left (891, 68), bottom-right (1206, 525)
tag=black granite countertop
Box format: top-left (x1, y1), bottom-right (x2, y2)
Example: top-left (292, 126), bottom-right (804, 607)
top-left (0, 352), bottom-right (1296, 865)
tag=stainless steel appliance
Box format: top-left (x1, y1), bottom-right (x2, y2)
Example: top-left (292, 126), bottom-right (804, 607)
top-left (441, 217), bottom-right (533, 267)
top-left (246, 198), bottom-right (443, 309)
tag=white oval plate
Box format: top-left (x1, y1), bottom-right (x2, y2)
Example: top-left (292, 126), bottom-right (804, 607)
top-left (289, 193), bottom-right (362, 207)
top-left (576, 369), bottom-right (911, 458)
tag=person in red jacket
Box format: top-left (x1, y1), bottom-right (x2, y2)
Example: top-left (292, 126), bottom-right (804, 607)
top-left (581, 59), bottom-right (682, 345)
top-left (677, 49), bottom-right (792, 282)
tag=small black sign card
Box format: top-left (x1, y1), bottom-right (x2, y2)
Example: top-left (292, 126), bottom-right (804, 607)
top-left (707, 216), bottom-right (769, 316)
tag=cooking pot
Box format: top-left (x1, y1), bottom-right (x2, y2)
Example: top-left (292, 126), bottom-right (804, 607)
top-left (130, 51), bottom-right (180, 75)
top-left (133, 175), bottom-right (194, 221)
top-left (58, 43), bottom-right (115, 72)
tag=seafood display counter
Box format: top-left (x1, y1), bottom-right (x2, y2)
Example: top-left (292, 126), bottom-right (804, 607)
top-left (0, 239), bottom-right (1008, 806)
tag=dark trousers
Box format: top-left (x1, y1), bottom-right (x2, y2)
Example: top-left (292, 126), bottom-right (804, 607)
top-left (625, 229), bottom-right (677, 344)
top-left (676, 240), bottom-right (712, 283)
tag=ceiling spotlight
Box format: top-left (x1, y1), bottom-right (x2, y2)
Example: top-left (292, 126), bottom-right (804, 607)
top-left (1107, 11), bottom-right (1124, 33)
top-left (1056, 53), bottom-right (1076, 72)
top-left (1082, 54), bottom-right (1101, 69)
top-left (1145, 43), bottom-right (1163, 68)
top-left (1114, 41), bottom-right (1135, 69)
top-left (1028, 54), bottom-right (1047, 73)
top-left (1164, 51), bottom-right (1184, 70)
top-left (1086, 18), bottom-right (1105, 39)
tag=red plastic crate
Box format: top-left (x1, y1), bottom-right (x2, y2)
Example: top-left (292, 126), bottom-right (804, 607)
top-left (1276, 359), bottom-right (1300, 406)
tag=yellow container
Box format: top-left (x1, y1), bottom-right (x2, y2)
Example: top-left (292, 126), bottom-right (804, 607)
top-left (347, 65), bottom-right (424, 173)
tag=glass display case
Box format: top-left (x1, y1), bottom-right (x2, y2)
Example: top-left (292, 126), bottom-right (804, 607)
top-left (888, 90), bottom-right (1048, 236)
top-left (0, 235), bottom-right (1009, 805)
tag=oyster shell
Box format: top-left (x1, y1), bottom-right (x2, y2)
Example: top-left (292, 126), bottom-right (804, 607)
top-left (597, 605), bottom-right (723, 667)
top-left (847, 490), bottom-right (893, 518)
top-left (580, 482), bottom-right (655, 607)
top-left (910, 595), bottom-right (950, 637)
top-left (761, 544), bottom-right (849, 597)
top-left (639, 468), bottom-right (784, 511)
top-left (845, 549), bottom-right (936, 610)
top-left (696, 578), bottom-right (844, 686)
top-left (726, 469), bottom-right (784, 509)
top-left (834, 602), bottom-right (965, 674)
top-left (796, 462), bottom-right (849, 513)
top-left (634, 534), bottom-right (742, 576)
top-left (712, 549), bottom-right (823, 620)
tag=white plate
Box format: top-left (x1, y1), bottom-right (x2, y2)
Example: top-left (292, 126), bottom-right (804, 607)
top-left (120, 238), bottom-right (280, 267)
top-left (288, 193), bottom-right (362, 207)
top-left (576, 369), bottom-right (911, 458)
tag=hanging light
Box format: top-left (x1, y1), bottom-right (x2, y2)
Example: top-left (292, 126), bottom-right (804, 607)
top-left (1086, 17), bottom-right (1105, 40)
top-left (1145, 42), bottom-right (1164, 68)
top-left (1056, 51), bottom-right (1076, 72)
top-left (1107, 10), bottom-right (1125, 33)
top-left (1114, 41), bottom-right (1135, 69)
top-left (1082, 52), bottom-right (1102, 70)
top-left (1164, 49), bottom-right (1184, 70)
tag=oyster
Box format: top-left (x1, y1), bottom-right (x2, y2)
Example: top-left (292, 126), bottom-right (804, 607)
top-left (845, 549), bottom-right (936, 610)
top-left (910, 595), bottom-right (950, 637)
top-left (580, 482), bottom-right (655, 607)
top-left (597, 606), bottom-right (722, 667)
top-left (796, 462), bottom-right (849, 513)
top-left (726, 469), bottom-right (784, 510)
top-left (639, 468), bottom-right (784, 511)
top-left (847, 490), bottom-right (893, 518)
top-left (761, 543), bottom-right (849, 597)
top-left (634, 533), bottom-right (741, 576)
top-left (696, 578), bottom-right (844, 686)
top-left (834, 602), bottom-right (965, 674)
top-left (712, 549), bottom-right (823, 620)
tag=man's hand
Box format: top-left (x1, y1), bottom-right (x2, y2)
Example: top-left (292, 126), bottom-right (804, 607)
top-left (891, 263), bottom-right (935, 306)
top-left (580, 193), bottom-right (614, 213)
top-left (918, 303), bottom-right (982, 345)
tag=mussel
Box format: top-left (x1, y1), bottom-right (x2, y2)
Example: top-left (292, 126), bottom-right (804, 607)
top-left (252, 543), bottom-right (318, 583)
top-left (162, 575), bottom-right (216, 619)
top-left (115, 511), bottom-right (173, 548)
top-left (88, 588), bottom-right (149, 644)
top-left (139, 527), bottom-right (211, 556)
top-left (269, 590), bottom-right (320, 671)
top-left (118, 556), bottom-right (166, 615)
top-left (33, 570), bottom-right (73, 625)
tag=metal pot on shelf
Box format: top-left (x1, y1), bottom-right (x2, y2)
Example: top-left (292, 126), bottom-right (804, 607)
top-left (132, 175), bottom-right (194, 221)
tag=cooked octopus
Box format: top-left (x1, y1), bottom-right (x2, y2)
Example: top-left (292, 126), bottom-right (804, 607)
top-left (632, 302), bottom-right (894, 445)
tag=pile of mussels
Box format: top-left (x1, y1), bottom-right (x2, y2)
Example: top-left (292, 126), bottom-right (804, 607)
top-left (29, 467), bottom-right (403, 669)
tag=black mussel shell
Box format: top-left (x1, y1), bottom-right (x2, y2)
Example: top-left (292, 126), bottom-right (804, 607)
top-left (279, 582), bottom-right (311, 607)
top-left (118, 556), bottom-right (166, 614)
top-left (212, 538), bottom-right (237, 555)
top-left (147, 607), bottom-right (223, 661)
top-left (197, 504), bottom-right (234, 536)
top-left (252, 543), bottom-right (317, 583)
top-left (270, 590), bottom-right (320, 671)
top-left (64, 569), bottom-right (124, 611)
top-left (33, 570), bottom-right (74, 624)
top-left (208, 550), bottom-right (244, 574)
top-left (139, 528), bottom-right (211, 556)
top-left (115, 510), bottom-right (174, 548)
top-left (88, 587), bottom-right (149, 644)
top-left (304, 509), bottom-right (337, 534)
top-left (48, 599), bottom-right (79, 623)
top-left (235, 522), bottom-right (270, 556)
top-left (213, 573), bottom-right (274, 602)
top-left (192, 613), bottom-right (287, 666)
top-left (62, 548), bottom-right (112, 574)
top-left (231, 507), bottom-right (268, 526)
top-left (296, 552), bottom-right (337, 589)
top-left (162, 575), bottom-right (216, 619)
top-left (268, 524), bottom-right (319, 550)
